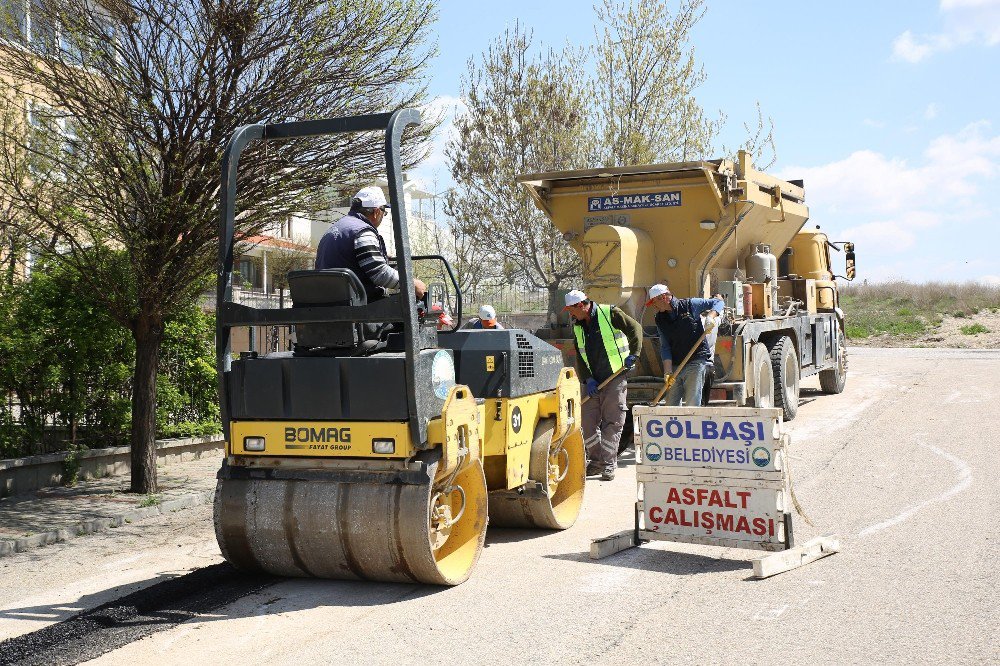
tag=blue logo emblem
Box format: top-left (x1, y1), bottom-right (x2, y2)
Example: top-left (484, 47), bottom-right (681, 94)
top-left (645, 443), bottom-right (662, 462)
top-left (751, 447), bottom-right (771, 468)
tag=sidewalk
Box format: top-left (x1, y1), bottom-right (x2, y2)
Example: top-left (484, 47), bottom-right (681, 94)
top-left (0, 456), bottom-right (221, 557)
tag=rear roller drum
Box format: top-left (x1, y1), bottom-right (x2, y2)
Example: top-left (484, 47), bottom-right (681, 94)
top-left (213, 457), bottom-right (488, 586)
top-left (488, 418), bottom-right (586, 529)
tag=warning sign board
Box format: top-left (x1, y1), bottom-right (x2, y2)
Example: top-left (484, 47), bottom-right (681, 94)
top-left (633, 406), bottom-right (788, 552)
top-left (636, 411), bottom-right (783, 474)
top-left (590, 405), bottom-right (840, 575)
top-left (641, 478), bottom-right (786, 549)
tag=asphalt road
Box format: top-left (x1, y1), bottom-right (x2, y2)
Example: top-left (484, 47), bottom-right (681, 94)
top-left (1, 347), bottom-right (997, 665)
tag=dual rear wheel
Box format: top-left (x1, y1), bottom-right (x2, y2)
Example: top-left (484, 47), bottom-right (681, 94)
top-left (749, 336), bottom-right (799, 421)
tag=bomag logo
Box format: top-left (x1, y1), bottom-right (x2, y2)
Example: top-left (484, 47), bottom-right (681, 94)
top-left (284, 427), bottom-right (352, 443)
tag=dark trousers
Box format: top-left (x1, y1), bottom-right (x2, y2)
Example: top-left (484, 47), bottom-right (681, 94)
top-left (701, 364), bottom-right (716, 406)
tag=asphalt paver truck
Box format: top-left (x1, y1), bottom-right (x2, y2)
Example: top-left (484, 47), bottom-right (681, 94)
top-left (517, 152), bottom-right (856, 434)
top-left (213, 110), bottom-right (585, 586)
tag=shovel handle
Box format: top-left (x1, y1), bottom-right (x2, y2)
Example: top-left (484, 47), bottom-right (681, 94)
top-left (581, 365), bottom-right (629, 404)
top-left (647, 326), bottom-right (711, 407)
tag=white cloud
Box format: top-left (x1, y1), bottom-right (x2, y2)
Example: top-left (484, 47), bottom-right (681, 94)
top-left (892, 0), bottom-right (1000, 62)
top-left (785, 122), bottom-right (999, 218)
top-left (781, 123), bottom-right (1000, 278)
top-left (839, 220), bottom-right (918, 253)
top-left (924, 103), bottom-right (939, 120)
top-left (863, 118), bottom-right (886, 128)
top-left (892, 30), bottom-right (941, 63)
top-left (979, 274), bottom-right (1000, 285)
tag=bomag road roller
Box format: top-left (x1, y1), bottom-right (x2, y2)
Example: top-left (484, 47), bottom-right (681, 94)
top-left (213, 109), bottom-right (585, 586)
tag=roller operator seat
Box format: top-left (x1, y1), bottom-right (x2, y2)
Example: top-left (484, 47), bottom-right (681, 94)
top-left (288, 269), bottom-right (379, 354)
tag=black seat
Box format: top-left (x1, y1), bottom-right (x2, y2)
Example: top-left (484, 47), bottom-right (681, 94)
top-left (288, 269), bottom-right (373, 353)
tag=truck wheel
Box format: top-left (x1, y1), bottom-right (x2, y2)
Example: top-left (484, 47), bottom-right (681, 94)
top-left (749, 342), bottom-right (773, 409)
top-left (769, 336), bottom-right (799, 421)
top-left (819, 326), bottom-right (848, 394)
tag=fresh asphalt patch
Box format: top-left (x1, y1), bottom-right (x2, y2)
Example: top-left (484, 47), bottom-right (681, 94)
top-left (0, 564), bottom-right (276, 666)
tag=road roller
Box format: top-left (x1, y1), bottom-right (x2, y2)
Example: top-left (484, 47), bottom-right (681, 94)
top-left (213, 109), bottom-right (585, 586)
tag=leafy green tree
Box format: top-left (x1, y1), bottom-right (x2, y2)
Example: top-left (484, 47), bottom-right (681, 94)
top-left (0, 0), bottom-right (438, 491)
top-left (156, 304), bottom-right (219, 439)
top-left (0, 257), bottom-right (132, 456)
top-left (0, 253), bottom-right (220, 458)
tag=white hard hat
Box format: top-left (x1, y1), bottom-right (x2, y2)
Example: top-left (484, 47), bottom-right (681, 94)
top-left (353, 186), bottom-right (388, 209)
top-left (563, 289), bottom-right (587, 309)
top-left (479, 305), bottom-right (496, 320)
top-left (646, 283), bottom-right (670, 305)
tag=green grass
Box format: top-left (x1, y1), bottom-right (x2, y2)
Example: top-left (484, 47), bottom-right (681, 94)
top-left (960, 323), bottom-right (989, 335)
top-left (138, 494), bottom-right (161, 508)
top-left (840, 280), bottom-right (1000, 340)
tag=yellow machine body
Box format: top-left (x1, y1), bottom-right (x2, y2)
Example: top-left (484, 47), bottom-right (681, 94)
top-left (217, 372), bottom-right (585, 586)
top-left (519, 151), bottom-right (810, 315)
top-left (518, 151), bottom-right (854, 421)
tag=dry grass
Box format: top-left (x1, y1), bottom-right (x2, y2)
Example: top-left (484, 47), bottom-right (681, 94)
top-left (839, 280), bottom-right (1000, 339)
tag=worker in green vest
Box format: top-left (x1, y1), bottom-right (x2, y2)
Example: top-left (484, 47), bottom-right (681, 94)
top-left (565, 289), bottom-right (642, 481)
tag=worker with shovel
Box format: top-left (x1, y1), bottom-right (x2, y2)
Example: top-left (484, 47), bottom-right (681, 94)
top-left (565, 290), bottom-right (642, 481)
top-left (647, 284), bottom-right (723, 406)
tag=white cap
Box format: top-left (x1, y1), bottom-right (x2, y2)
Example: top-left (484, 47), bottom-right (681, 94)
top-left (354, 186), bottom-right (388, 209)
top-left (479, 305), bottom-right (496, 321)
top-left (563, 289), bottom-right (587, 309)
top-left (646, 283), bottom-right (670, 305)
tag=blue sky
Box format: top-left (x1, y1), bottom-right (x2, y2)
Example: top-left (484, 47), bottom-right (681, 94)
top-left (412, 0), bottom-right (1000, 284)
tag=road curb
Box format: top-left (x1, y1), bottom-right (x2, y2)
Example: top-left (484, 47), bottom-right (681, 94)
top-left (0, 489), bottom-right (215, 558)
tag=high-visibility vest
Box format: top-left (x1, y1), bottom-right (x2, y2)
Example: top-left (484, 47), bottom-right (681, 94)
top-left (574, 304), bottom-right (630, 375)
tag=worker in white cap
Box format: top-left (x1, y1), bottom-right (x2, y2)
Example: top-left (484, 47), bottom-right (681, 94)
top-left (564, 289), bottom-right (642, 481)
top-left (315, 185), bottom-right (426, 302)
top-left (464, 304), bottom-right (504, 329)
top-left (646, 283), bottom-right (724, 406)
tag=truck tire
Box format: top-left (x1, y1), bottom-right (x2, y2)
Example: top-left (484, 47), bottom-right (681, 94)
top-left (748, 342), bottom-right (773, 408)
top-left (819, 326), bottom-right (848, 394)
top-left (768, 336), bottom-right (799, 421)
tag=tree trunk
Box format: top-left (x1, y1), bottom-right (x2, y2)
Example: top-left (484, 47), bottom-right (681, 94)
top-left (130, 313), bottom-right (163, 494)
top-left (546, 285), bottom-right (565, 328)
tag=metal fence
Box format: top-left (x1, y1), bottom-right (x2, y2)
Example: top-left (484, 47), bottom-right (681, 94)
top-left (222, 284), bottom-right (561, 356)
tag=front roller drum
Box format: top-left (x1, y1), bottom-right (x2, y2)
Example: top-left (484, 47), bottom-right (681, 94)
top-left (214, 458), bottom-right (488, 586)
top-left (488, 418), bottom-right (586, 529)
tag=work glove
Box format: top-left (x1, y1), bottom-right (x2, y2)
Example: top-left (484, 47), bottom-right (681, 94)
top-left (663, 372), bottom-right (674, 390)
top-left (585, 378), bottom-right (599, 397)
top-left (624, 354), bottom-right (638, 369)
top-left (703, 318), bottom-right (716, 334)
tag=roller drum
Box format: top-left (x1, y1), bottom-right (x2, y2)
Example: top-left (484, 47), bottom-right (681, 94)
top-left (488, 418), bottom-right (586, 529)
top-left (214, 458), bottom-right (488, 586)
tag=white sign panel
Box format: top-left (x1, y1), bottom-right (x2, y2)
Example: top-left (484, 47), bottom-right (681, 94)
top-left (636, 411), bottom-right (782, 474)
top-left (633, 406), bottom-right (789, 552)
top-left (642, 480), bottom-right (784, 546)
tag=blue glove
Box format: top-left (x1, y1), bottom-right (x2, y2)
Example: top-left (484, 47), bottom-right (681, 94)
top-left (624, 354), bottom-right (638, 369)
top-left (585, 378), bottom-right (599, 397)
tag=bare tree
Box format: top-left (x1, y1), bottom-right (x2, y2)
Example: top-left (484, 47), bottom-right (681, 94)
top-left (592, 0), bottom-right (722, 166)
top-left (0, 0), bottom-right (437, 492)
top-left (732, 101), bottom-right (777, 170)
top-left (446, 24), bottom-right (589, 316)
